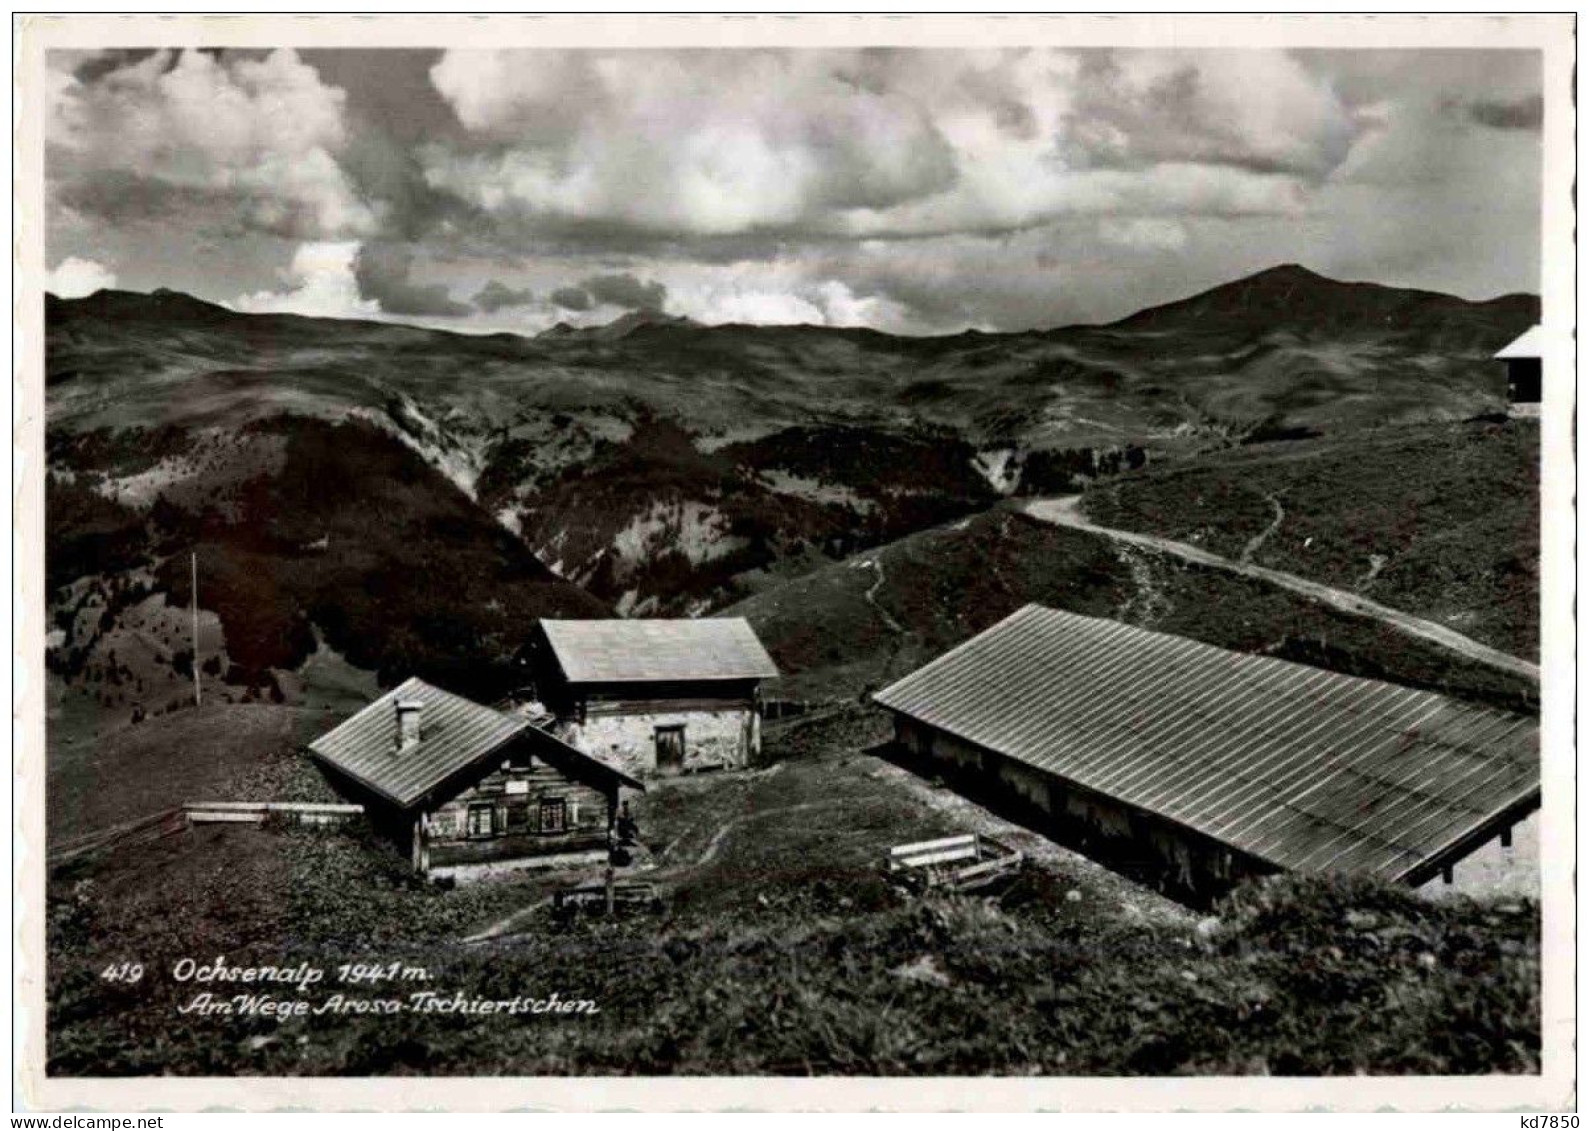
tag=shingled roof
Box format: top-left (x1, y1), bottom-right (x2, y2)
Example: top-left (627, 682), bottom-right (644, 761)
top-left (540, 617), bottom-right (779, 683)
top-left (307, 678), bottom-right (529, 808)
top-left (874, 605), bottom-right (1538, 883)
top-left (308, 677), bottom-right (643, 808)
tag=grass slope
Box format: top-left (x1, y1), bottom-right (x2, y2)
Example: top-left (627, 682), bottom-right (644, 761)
top-left (726, 503), bottom-right (1538, 712)
top-left (1081, 420), bottom-right (1540, 660)
top-left (47, 270), bottom-right (1538, 619)
top-left (47, 416), bottom-right (607, 713)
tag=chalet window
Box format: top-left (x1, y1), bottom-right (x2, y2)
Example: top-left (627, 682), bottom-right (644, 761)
top-left (467, 802), bottom-right (496, 839)
top-left (539, 797), bottom-right (568, 835)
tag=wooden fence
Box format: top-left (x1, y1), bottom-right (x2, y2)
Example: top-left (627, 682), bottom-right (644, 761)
top-left (48, 801), bottom-right (366, 867)
top-left (48, 807), bottom-right (191, 866)
top-left (184, 801), bottom-right (365, 827)
top-left (762, 699), bottom-right (816, 721)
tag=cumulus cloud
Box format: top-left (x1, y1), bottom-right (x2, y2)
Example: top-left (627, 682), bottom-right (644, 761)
top-left (472, 278), bottom-right (535, 312)
top-left (670, 277), bottom-right (913, 330)
top-left (1454, 93), bottom-right (1543, 131)
top-left (1063, 51), bottom-right (1357, 177)
top-left (1099, 217), bottom-right (1188, 251)
top-left (47, 47), bottom-right (1543, 335)
top-left (418, 48), bottom-right (1364, 248)
top-left (545, 273), bottom-right (668, 313)
top-left (231, 241), bottom-right (377, 318)
top-left (582, 273), bottom-right (667, 312)
top-left (48, 48), bottom-right (372, 239)
top-left (46, 256), bottom-right (117, 298)
top-left (424, 49), bottom-right (962, 238)
top-left (550, 286), bottom-right (593, 312)
top-left (353, 243), bottom-right (470, 316)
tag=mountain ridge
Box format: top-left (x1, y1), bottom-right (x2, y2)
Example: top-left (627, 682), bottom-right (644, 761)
top-left (49, 262), bottom-right (1539, 345)
top-left (44, 262), bottom-right (1539, 699)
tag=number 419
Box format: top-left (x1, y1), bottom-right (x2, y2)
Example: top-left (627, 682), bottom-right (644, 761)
top-left (100, 962), bottom-right (144, 983)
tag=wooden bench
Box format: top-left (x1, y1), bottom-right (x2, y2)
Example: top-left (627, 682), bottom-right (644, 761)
top-left (552, 881), bottom-right (661, 915)
top-left (886, 833), bottom-right (1023, 893)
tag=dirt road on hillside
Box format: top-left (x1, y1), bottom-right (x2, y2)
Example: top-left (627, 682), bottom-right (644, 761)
top-left (1021, 496), bottom-right (1541, 685)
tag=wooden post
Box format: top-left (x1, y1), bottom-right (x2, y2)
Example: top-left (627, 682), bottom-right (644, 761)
top-left (605, 791), bottom-right (616, 915)
top-left (191, 551), bottom-right (201, 707)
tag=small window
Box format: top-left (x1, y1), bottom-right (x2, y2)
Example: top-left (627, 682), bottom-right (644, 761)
top-left (655, 725), bottom-right (686, 771)
top-left (539, 797), bottom-right (568, 835)
top-left (467, 802), bottom-right (495, 839)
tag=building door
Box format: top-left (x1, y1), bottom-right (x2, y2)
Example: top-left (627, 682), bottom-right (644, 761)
top-left (655, 725), bottom-right (686, 772)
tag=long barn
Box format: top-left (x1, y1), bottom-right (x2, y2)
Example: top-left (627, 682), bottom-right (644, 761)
top-left (873, 605), bottom-right (1539, 901)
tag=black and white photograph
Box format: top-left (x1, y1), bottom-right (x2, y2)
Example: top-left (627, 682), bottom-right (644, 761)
top-left (14, 12), bottom-right (1576, 1112)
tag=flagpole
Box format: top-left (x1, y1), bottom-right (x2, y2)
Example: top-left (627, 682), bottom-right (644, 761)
top-left (191, 550), bottom-right (201, 708)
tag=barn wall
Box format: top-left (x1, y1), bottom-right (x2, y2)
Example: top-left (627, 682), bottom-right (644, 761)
top-left (894, 713), bottom-right (1274, 901)
top-left (424, 754), bottom-right (612, 870)
top-left (566, 703), bottom-right (756, 779)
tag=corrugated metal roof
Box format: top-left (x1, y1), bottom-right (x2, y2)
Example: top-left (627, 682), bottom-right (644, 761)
top-left (1495, 325), bottom-right (1544, 359)
top-left (873, 605), bottom-right (1538, 881)
top-left (541, 617), bottom-right (779, 683)
top-left (308, 677), bottom-right (529, 809)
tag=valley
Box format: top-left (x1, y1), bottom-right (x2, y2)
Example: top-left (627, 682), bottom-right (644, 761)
top-left (44, 264), bottom-right (1539, 724)
top-left (40, 263), bottom-right (1547, 1080)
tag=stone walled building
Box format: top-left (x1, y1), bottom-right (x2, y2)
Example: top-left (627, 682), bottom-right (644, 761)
top-left (528, 618), bottom-right (779, 779)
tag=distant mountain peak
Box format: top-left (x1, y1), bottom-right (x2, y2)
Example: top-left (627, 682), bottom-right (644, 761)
top-left (1246, 262), bottom-right (1326, 283)
top-left (544, 308), bottom-right (701, 343)
top-left (1106, 262), bottom-right (1534, 334)
top-left (601, 309), bottom-right (698, 335)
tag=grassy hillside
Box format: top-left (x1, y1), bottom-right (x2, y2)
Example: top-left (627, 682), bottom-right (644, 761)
top-left (46, 416), bottom-right (606, 714)
top-left (47, 697), bottom-right (346, 848)
top-left (503, 419), bottom-right (996, 615)
top-left (1081, 419), bottom-right (1539, 661)
top-left (46, 268), bottom-right (1537, 619)
top-left (48, 754), bottom-right (1538, 1076)
top-left (726, 504), bottom-right (1538, 713)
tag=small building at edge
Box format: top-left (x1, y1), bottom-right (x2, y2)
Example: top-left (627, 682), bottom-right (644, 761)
top-left (1495, 324), bottom-right (1543, 414)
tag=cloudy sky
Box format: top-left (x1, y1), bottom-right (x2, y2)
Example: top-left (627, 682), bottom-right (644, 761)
top-left (45, 46), bottom-right (1543, 335)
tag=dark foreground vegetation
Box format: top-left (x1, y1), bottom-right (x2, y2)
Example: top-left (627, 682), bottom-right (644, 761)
top-left (49, 736), bottom-right (1538, 1077)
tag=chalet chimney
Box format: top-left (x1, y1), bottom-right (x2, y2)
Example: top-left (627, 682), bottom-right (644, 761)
top-left (394, 700), bottom-right (424, 752)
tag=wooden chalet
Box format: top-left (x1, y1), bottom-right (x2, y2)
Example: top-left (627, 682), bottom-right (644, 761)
top-left (308, 677), bottom-right (643, 880)
top-left (874, 605), bottom-right (1539, 902)
top-left (527, 618), bottom-right (779, 778)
